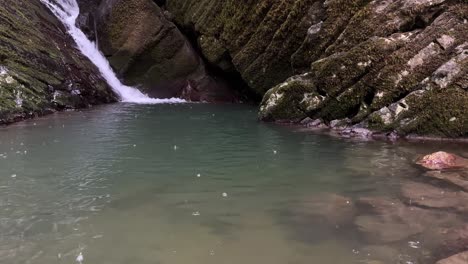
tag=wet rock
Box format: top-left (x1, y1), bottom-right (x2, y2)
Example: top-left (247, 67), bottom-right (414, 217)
top-left (425, 225), bottom-right (468, 260)
top-left (330, 119), bottom-right (351, 129)
top-left (94, 0), bottom-right (240, 102)
top-left (423, 171), bottom-right (468, 192)
top-left (259, 75), bottom-right (317, 122)
top-left (0, 0), bottom-right (116, 124)
top-left (339, 128), bottom-right (373, 138)
top-left (297, 193), bottom-right (356, 227)
top-left (416, 152), bottom-right (468, 170)
top-left (401, 182), bottom-right (468, 213)
top-left (354, 197), bottom-right (459, 243)
top-left (300, 117), bottom-right (314, 125)
top-left (436, 251), bottom-right (468, 264)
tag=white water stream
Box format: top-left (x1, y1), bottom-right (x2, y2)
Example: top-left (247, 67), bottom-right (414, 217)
top-left (40, 0), bottom-right (185, 104)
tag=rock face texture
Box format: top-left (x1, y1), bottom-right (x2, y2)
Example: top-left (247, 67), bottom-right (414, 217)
top-left (255, 0), bottom-right (468, 138)
top-left (84, 0), bottom-right (243, 102)
top-left (71, 0), bottom-right (468, 137)
top-left (159, 0), bottom-right (467, 137)
top-left (0, 0), bottom-right (116, 124)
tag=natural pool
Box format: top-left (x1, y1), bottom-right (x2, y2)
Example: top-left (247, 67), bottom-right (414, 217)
top-left (0, 104), bottom-right (466, 264)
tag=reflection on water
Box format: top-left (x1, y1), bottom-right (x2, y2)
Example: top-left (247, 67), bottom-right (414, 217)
top-left (0, 104), bottom-right (466, 264)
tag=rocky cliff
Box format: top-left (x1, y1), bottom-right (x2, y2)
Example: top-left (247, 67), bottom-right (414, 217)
top-left (5, 0), bottom-right (466, 137)
top-left (79, 0), bottom-right (248, 102)
top-left (165, 0), bottom-right (468, 138)
top-left (0, 0), bottom-right (116, 124)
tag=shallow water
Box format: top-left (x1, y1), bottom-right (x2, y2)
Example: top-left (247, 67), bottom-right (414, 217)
top-left (0, 104), bottom-right (466, 264)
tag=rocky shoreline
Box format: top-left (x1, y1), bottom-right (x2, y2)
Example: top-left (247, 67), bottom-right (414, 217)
top-left (288, 117), bottom-right (468, 143)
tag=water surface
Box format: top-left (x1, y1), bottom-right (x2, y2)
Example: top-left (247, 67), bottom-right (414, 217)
top-left (0, 104), bottom-right (466, 264)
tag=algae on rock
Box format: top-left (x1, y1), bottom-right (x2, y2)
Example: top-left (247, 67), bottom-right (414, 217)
top-left (0, 0), bottom-right (116, 124)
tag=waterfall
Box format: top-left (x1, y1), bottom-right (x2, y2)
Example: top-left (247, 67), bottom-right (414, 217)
top-left (40, 0), bottom-right (185, 104)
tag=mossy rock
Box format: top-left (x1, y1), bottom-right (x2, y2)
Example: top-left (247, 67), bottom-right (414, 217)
top-left (0, 0), bottom-right (116, 124)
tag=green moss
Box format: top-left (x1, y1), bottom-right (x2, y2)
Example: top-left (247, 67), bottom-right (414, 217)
top-left (395, 88), bottom-right (468, 137)
top-left (259, 78), bottom-right (318, 122)
top-left (0, 0), bottom-right (116, 124)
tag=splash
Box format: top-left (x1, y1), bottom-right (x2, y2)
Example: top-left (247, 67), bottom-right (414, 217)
top-left (40, 0), bottom-right (185, 104)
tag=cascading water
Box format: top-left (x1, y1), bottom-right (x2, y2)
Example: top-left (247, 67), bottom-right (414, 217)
top-left (40, 0), bottom-right (185, 104)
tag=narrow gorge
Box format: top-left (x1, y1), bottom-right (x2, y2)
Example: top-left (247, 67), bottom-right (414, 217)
top-left (0, 1), bottom-right (467, 264)
top-left (1, 0), bottom-right (467, 138)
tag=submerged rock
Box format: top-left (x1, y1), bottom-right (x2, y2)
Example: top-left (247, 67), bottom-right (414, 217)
top-left (401, 182), bottom-right (468, 213)
top-left (0, 0), bottom-right (116, 124)
top-left (416, 152), bottom-right (468, 170)
top-left (297, 193), bottom-right (356, 227)
top-left (424, 170), bottom-right (468, 192)
top-left (360, 245), bottom-right (408, 264)
top-left (354, 197), bottom-right (458, 243)
top-left (426, 225), bottom-right (468, 260)
top-left (436, 251), bottom-right (468, 264)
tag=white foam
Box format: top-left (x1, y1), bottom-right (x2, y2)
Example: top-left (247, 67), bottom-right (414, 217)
top-left (39, 0), bottom-right (185, 104)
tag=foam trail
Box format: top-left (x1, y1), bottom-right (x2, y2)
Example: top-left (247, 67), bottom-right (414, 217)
top-left (40, 0), bottom-right (185, 104)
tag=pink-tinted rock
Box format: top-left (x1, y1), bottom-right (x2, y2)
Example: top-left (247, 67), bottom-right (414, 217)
top-left (416, 152), bottom-right (468, 170)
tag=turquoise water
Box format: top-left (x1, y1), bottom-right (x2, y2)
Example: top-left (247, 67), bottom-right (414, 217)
top-left (0, 104), bottom-right (466, 264)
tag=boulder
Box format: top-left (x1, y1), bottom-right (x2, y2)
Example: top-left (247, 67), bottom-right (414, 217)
top-left (416, 152), bottom-right (468, 170)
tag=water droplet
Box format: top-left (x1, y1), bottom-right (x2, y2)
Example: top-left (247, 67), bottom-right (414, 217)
top-left (192, 211), bottom-right (200, 216)
top-left (173, 145), bottom-right (178, 150)
top-left (273, 150), bottom-right (277, 154)
top-left (133, 144), bottom-right (137, 147)
top-left (197, 173), bottom-right (201, 178)
top-left (222, 192), bottom-right (228, 197)
top-left (11, 174), bottom-right (16, 178)
top-left (76, 252), bottom-right (83, 263)
top-left (408, 241), bottom-right (420, 249)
